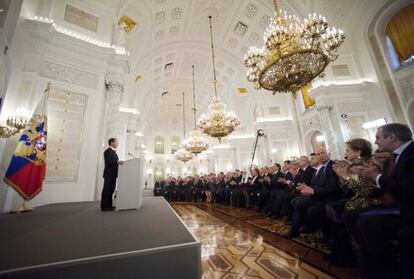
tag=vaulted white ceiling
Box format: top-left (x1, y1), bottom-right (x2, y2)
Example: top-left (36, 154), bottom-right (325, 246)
top-left (116, 0), bottom-right (379, 136)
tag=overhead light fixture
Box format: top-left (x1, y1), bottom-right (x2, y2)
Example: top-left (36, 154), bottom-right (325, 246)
top-left (255, 117), bottom-right (293, 123)
top-left (229, 134), bottom-right (255, 139)
top-left (183, 65), bottom-right (209, 155)
top-left (0, 107), bottom-right (30, 138)
top-left (175, 92), bottom-right (194, 163)
top-left (316, 135), bottom-right (326, 142)
top-left (244, 0), bottom-right (345, 96)
top-left (135, 132), bottom-right (144, 137)
top-left (212, 144), bottom-right (231, 150)
top-left (271, 148), bottom-right (277, 154)
top-left (197, 16), bottom-right (240, 143)
top-left (119, 106), bottom-right (138, 115)
top-left (362, 118), bottom-right (387, 129)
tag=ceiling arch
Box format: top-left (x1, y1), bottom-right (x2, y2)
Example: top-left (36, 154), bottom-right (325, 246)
top-left (117, 0), bottom-right (368, 136)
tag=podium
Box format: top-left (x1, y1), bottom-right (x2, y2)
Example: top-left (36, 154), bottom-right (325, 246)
top-left (115, 158), bottom-right (143, 210)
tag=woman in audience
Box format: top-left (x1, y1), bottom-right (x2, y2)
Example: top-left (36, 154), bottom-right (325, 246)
top-left (204, 175), bottom-right (212, 203)
top-left (327, 138), bottom-right (382, 266)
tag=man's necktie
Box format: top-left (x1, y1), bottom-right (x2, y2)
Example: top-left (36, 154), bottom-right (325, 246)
top-left (387, 153), bottom-right (397, 176)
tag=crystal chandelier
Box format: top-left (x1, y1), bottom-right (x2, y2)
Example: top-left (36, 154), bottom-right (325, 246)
top-left (197, 16), bottom-right (240, 143)
top-left (244, 0), bottom-right (345, 96)
top-left (183, 65), bottom-right (209, 155)
top-left (175, 92), bottom-right (194, 163)
top-left (0, 116), bottom-right (28, 138)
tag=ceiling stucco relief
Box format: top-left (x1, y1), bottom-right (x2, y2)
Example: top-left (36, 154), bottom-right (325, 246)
top-left (121, 0), bottom-right (367, 134)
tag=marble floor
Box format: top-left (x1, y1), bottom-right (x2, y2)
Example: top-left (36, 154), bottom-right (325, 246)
top-left (173, 204), bottom-right (336, 279)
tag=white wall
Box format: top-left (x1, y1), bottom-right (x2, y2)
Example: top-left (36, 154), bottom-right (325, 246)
top-left (0, 2), bottom-right (128, 211)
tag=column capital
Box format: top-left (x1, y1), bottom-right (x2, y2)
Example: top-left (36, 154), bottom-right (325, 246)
top-left (105, 72), bottom-right (125, 93)
top-left (105, 80), bottom-right (124, 93)
top-left (316, 104), bottom-right (332, 112)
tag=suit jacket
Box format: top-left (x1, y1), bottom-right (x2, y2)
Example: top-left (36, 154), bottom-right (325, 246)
top-left (103, 148), bottom-right (119, 179)
top-left (379, 142), bottom-right (414, 224)
top-left (194, 180), bottom-right (204, 189)
top-left (285, 171), bottom-right (294, 182)
top-left (270, 171), bottom-right (285, 190)
top-left (300, 166), bottom-right (316, 186)
top-left (312, 160), bottom-right (341, 200)
top-left (216, 180), bottom-right (226, 191)
top-left (235, 175), bottom-right (243, 183)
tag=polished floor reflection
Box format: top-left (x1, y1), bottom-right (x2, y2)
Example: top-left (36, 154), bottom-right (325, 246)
top-left (173, 204), bottom-right (333, 279)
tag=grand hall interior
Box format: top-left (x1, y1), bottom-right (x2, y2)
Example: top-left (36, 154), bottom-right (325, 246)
top-left (0, 0), bottom-right (413, 278)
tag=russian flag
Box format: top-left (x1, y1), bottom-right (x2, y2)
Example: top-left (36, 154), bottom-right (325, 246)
top-left (4, 93), bottom-right (48, 200)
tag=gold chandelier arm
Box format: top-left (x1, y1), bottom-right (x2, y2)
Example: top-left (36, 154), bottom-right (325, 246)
top-left (208, 15), bottom-right (218, 98)
top-left (192, 65), bottom-right (197, 128)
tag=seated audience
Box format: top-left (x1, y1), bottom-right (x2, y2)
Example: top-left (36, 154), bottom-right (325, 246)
top-left (285, 148), bottom-right (341, 238)
top-left (354, 123), bottom-right (414, 278)
top-left (326, 138), bottom-right (381, 266)
top-left (151, 123), bottom-right (414, 277)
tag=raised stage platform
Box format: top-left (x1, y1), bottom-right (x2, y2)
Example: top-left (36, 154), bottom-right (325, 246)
top-left (0, 197), bottom-right (201, 279)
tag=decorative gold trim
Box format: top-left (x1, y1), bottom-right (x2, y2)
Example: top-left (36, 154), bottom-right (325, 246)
top-left (238, 87), bottom-right (248, 94)
top-left (118, 15), bottom-right (137, 33)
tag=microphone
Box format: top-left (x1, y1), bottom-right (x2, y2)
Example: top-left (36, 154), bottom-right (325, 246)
top-left (128, 152), bottom-right (137, 159)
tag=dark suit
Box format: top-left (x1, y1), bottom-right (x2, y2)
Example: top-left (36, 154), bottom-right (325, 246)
top-left (193, 179), bottom-right (205, 202)
top-left (279, 168), bottom-right (316, 218)
top-left (301, 165), bottom-right (317, 186)
top-left (290, 160), bottom-right (340, 233)
top-left (357, 141), bottom-right (414, 278)
top-left (215, 180), bottom-right (227, 203)
top-left (153, 181), bottom-right (163, 196)
top-left (101, 147), bottom-right (119, 209)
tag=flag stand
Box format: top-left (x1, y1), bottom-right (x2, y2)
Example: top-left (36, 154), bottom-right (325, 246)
top-left (10, 200), bottom-right (33, 214)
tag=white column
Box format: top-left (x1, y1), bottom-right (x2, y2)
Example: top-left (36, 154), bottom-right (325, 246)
top-left (317, 105), bottom-right (342, 159)
top-left (95, 74), bottom-right (125, 199)
top-left (104, 76), bottom-right (128, 159)
top-left (214, 152), bottom-right (220, 173)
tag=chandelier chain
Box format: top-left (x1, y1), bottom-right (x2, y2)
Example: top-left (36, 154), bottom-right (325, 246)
top-left (192, 65), bottom-right (197, 128)
top-left (208, 15), bottom-right (218, 98)
top-left (272, 0), bottom-right (281, 18)
top-left (182, 92), bottom-right (186, 138)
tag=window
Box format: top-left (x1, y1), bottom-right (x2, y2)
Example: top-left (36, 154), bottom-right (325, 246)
top-left (171, 136), bottom-right (180, 154)
top-left (385, 4), bottom-right (414, 69)
top-left (154, 136), bottom-right (164, 154)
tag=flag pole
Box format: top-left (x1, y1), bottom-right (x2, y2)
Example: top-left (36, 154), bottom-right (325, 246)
top-left (9, 83), bottom-right (51, 214)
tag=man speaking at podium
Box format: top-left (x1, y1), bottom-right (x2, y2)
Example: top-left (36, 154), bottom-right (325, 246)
top-left (101, 138), bottom-right (124, 211)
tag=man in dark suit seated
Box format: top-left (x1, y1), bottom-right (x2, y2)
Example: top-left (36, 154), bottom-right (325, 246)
top-left (276, 156), bottom-right (317, 221)
top-left (354, 123), bottom-right (414, 279)
top-left (153, 179), bottom-right (163, 196)
top-left (284, 148), bottom-right (341, 238)
top-left (101, 138), bottom-right (124, 211)
top-left (162, 177), bottom-right (175, 202)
